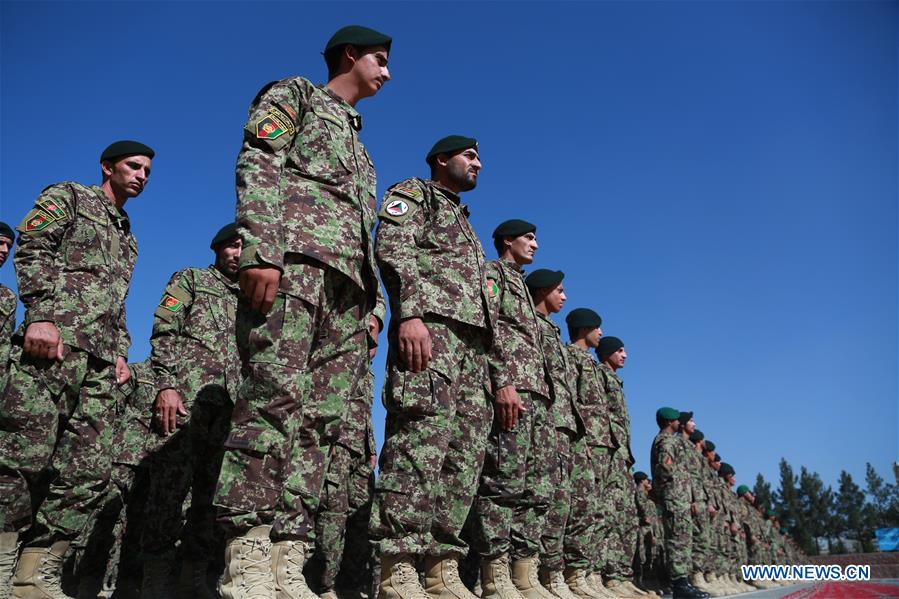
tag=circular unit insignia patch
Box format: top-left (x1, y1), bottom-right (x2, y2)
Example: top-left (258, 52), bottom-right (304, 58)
top-left (385, 199), bottom-right (409, 216)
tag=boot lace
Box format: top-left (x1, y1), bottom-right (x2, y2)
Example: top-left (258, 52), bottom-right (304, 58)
top-left (393, 561), bottom-right (429, 599)
top-left (37, 551), bottom-right (70, 598)
top-left (237, 538), bottom-right (275, 594)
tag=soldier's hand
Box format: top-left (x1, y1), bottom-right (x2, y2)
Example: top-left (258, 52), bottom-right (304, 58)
top-left (240, 266), bottom-right (281, 314)
top-left (115, 357), bottom-right (131, 385)
top-left (24, 321), bottom-right (64, 361)
top-left (398, 317), bottom-right (431, 372)
top-left (368, 315), bottom-right (381, 360)
top-left (691, 502), bottom-right (698, 516)
top-left (708, 504), bottom-right (717, 516)
top-left (155, 388), bottom-right (187, 435)
top-left (369, 452), bottom-right (378, 468)
top-left (494, 385), bottom-right (526, 431)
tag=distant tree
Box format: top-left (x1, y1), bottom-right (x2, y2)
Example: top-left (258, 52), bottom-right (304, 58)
top-left (831, 538), bottom-right (847, 555)
top-left (775, 458), bottom-right (812, 552)
top-left (865, 462), bottom-right (899, 528)
top-left (754, 473), bottom-right (773, 512)
top-left (835, 470), bottom-right (874, 552)
top-left (799, 467), bottom-right (833, 556)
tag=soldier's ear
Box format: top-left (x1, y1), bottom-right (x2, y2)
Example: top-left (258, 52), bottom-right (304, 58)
top-left (100, 159), bottom-right (114, 180)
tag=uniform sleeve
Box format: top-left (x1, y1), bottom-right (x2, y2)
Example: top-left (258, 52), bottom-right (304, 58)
top-left (372, 278), bottom-right (387, 330)
top-left (150, 270), bottom-right (195, 394)
top-left (14, 185), bottom-right (75, 327)
top-left (485, 262), bottom-right (514, 390)
top-left (0, 288), bottom-right (16, 371)
top-left (375, 183), bottom-right (427, 321)
top-left (236, 80), bottom-right (305, 272)
top-left (116, 302), bottom-right (130, 360)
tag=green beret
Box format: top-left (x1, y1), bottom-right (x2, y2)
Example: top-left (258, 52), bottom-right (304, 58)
top-left (689, 429), bottom-right (704, 443)
top-left (656, 407), bottom-right (680, 422)
top-left (704, 441), bottom-right (716, 452)
top-left (524, 269), bottom-right (564, 290)
top-left (780, 528), bottom-right (787, 535)
top-left (565, 308), bottom-right (602, 330)
top-left (713, 453), bottom-right (722, 463)
top-left (324, 25), bottom-right (392, 53)
top-left (210, 222), bottom-right (240, 249)
top-left (737, 485), bottom-right (750, 496)
top-left (101, 140), bottom-right (155, 162)
top-left (718, 462), bottom-right (734, 476)
top-left (492, 219), bottom-right (536, 239)
top-left (633, 471), bottom-right (648, 483)
top-left (766, 508), bottom-right (776, 518)
top-left (677, 410), bottom-right (694, 425)
top-left (426, 135), bottom-right (478, 164)
top-left (597, 336), bottom-right (624, 358)
top-left (0, 222), bottom-right (14, 243)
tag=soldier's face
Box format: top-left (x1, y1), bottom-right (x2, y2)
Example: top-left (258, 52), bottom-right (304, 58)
top-left (350, 45), bottom-right (391, 99)
top-left (683, 418), bottom-right (695, 434)
top-left (585, 326), bottom-right (602, 348)
top-left (607, 347), bottom-right (627, 369)
top-left (442, 148), bottom-right (481, 192)
top-left (103, 155), bottom-right (152, 198)
top-left (544, 283), bottom-right (566, 313)
top-left (508, 232), bottom-right (538, 264)
top-left (0, 236), bottom-right (11, 268)
top-left (215, 237), bottom-right (243, 279)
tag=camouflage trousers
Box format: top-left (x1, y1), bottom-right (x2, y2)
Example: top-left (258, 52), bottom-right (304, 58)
top-left (215, 258), bottom-right (369, 540)
top-left (540, 430), bottom-right (593, 571)
top-left (370, 316), bottom-right (492, 557)
top-left (0, 345), bottom-right (122, 545)
top-left (634, 524), bottom-right (654, 577)
top-left (660, 489), bottom-right (692, 580)
top-left (690, 508), bottom-right (711, 574)
top-left (471, 391), bottom-right (553, 560)
top-left (310, 442), bottom-right (375, 592)
top-left (594, 447), bottom-right (636, 580)
top-left (143, 393), bottom-right (233, 558)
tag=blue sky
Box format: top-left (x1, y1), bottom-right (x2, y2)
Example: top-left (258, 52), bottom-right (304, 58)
top-left (1, 1), bottom-right (896, 494)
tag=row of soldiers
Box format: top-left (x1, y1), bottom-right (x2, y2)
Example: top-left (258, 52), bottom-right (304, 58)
top-left (634, 409), bottom-right (806, 597)
top-left (0, 23), bottom-right (801, 599)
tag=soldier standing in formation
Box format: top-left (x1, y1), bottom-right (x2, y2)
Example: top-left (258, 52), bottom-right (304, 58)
top-left (212, 25), bottom-right (391, 599)
top-left (0, 140), bottom-right (154, 598)
top-left (0, 223), bottom-right (15, 387)
top-left (371, 135), bottom-right (493, 599)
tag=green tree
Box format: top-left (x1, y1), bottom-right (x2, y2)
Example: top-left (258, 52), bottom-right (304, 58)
top-left (775, 458), bottom-right (812, 552)
top-left (754, 473), bottom-right (773, 512)
top-left (865, 462), bottom-right (899, 528)
top-left (835, 470), bottom-right (874, 552)
top-left (798, 467), bottom-right (832, 555)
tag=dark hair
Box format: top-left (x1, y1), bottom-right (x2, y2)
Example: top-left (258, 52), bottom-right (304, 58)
top-left (324, 46), bottom-right (346, 80)
top-left (493, 236), bottom-right (507, 257)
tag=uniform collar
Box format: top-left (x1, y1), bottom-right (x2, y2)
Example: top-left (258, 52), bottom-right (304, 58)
top-left (500, 258), bottom-right (524, 273)
top-left (321, 85), bottom-right (363, 131)
top-left (209, 264), bottom-right (240, 290)
top-left (91, 185), bottom-right (131, 226)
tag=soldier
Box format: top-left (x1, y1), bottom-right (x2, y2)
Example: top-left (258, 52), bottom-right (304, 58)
top-left (698, 444), bottom-right (738, 596)
top-left (370, 135), bottom-right (493, 599)
top-left (563, 308), bottom-right (618, 599)
top-left (470, 219), bottom-right (555, 599)
top-left (0, 222), bottom-right (16, 386)
top-left (0, 140), bottom-right (153, 598)
top-left (213, 25), bottom-right (391, 599)
top-left (713, 463), bottom-right (752, 594)
top-left (650, 407), bottom-right (707, 599)
top-left (139, 223), bottom-right (244, 598)
top-left (593, 337), bottom-right (649, 599)
top-left (632, 473), bottom-right (660, 595)
top-left (681, 427), bottom-right (716, 596)
top-left (523, 269), bottom-right (582, 599)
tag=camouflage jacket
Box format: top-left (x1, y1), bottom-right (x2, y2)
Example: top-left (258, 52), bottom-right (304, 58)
top-left (535, 312), bottom-right (581, 436)
top-left (0, 284), bottom-right (15, 381)
top-left (236, 76), bottom-right (378, 299)
top-left (597, 363), bottom-right (633, 463)
top-left (375, 178), bottom-right (492, 334)
top-left (485, 259), bottom-right (549, 396)
top-left (681, 436), bottom-right (709, 505)
top-left (651, 430), bottom-right (691, 504)
top-left (635, 486), bottom-right (659, 532)
top-left (702, 462), bottom-right (722, 511)
top-left (565, 343), bottom-right (612, 447)
top-left (14, 182), bottom-right (136, 363)
top-left (150, 266), bottom-right (242, 403)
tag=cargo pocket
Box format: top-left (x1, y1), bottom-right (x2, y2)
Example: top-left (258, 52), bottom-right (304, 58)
top-left (218, 424), bottom-right (286, 514)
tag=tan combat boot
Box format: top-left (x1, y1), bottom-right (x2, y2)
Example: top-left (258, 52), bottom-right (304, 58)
top-left (600, 579), bottom-right (638, 598)
top-left (562, 568), bottom-right (602, 599)
top-left (219, 526), bottom-right (275, 599)
top-left (11, 541), bottom-right (72, 599)
top-left (378, 554), bottom-right (429, 599)
top-left (537, 569), bottom-right (578, 599)
top-left (177, 558), bottom-right (215, 599)
top-left (510, 558), bottom-right (554, 599)
top-left (423, 555), bottom-right (476, 599)
top-left (140, 556), bottom-right (176, 599)
top-left (0, 533), bottom-right (20, 599)
top-left (621, 581), bottom-right (652, 597)
top-left (584, 573), bottom-right (615, 599)
top-left (481, 555), bottom-right (525, 599)
top-left (271, 541), bottom-right (317, 599)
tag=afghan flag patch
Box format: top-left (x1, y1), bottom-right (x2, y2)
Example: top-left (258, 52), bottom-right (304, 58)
top-left (160, 293), bottom-right (184, 313)
top-left (392, 185), bottom-right (422, 200)
top-left (24, 209), bottom-right (52, 232)
top-left (385, 199), bottom-right (409, 217)
top-left (36, 199), bottom-right (65, 220)
top-left (487, 278), bottom-right (499, 298)
top-left (255, 107), bottom-right (295, 140)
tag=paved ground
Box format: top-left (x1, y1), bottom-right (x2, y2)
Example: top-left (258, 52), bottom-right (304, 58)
top-left (683, 578), bottom-right (899, 598)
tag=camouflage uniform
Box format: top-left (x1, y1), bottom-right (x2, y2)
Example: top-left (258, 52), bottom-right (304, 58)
top-left (0, 284), bottom-right (15, 385)
top-left (650, 430), bottom-right (691, 581)
top-left (471, 259), bottom-right (553, 561)
top-left (0, 182), bottom-right (137, 546)
top-left (142, 265), bottom-right (241, 559)
top-left (534, 313), bottom-right (585, 572)
top-left (311, 368), bottom-right (377, 594)
top-left (370, 177), bottom-right (493, 558)
top-left (215, 77), bottom-right (377, 541)
top-left (682, 440), bottom-right (710, 575)
top-left (595, 363), bottom-right (637, 581)
top-left (633, 486), bottom-right (658, 581)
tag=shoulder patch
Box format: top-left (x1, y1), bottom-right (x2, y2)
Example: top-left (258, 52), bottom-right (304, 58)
top-left (256, 106), bottom-right (296, 140)
top-left (36, 198), bottom-right (66, 221)
top-left (17, 208), bottom-right (56, 233)
top-left (486, 278), bottom-right (499, 298)
top-left (378, 192), bottom-right (420, 224)
top-left (390, 184), bottom-right (423, 202)
top-left (384, 198), bottom-right (409, 217)
top-left (160, 293), bottom-right (184, 313)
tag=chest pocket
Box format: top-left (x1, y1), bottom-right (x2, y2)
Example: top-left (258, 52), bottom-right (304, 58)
top-left (290, 101), bottom-right (352, 185)
top-left (189, 288), bottom-right (229, 348)
top-left (65, 209), bottom-right (109, 267)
